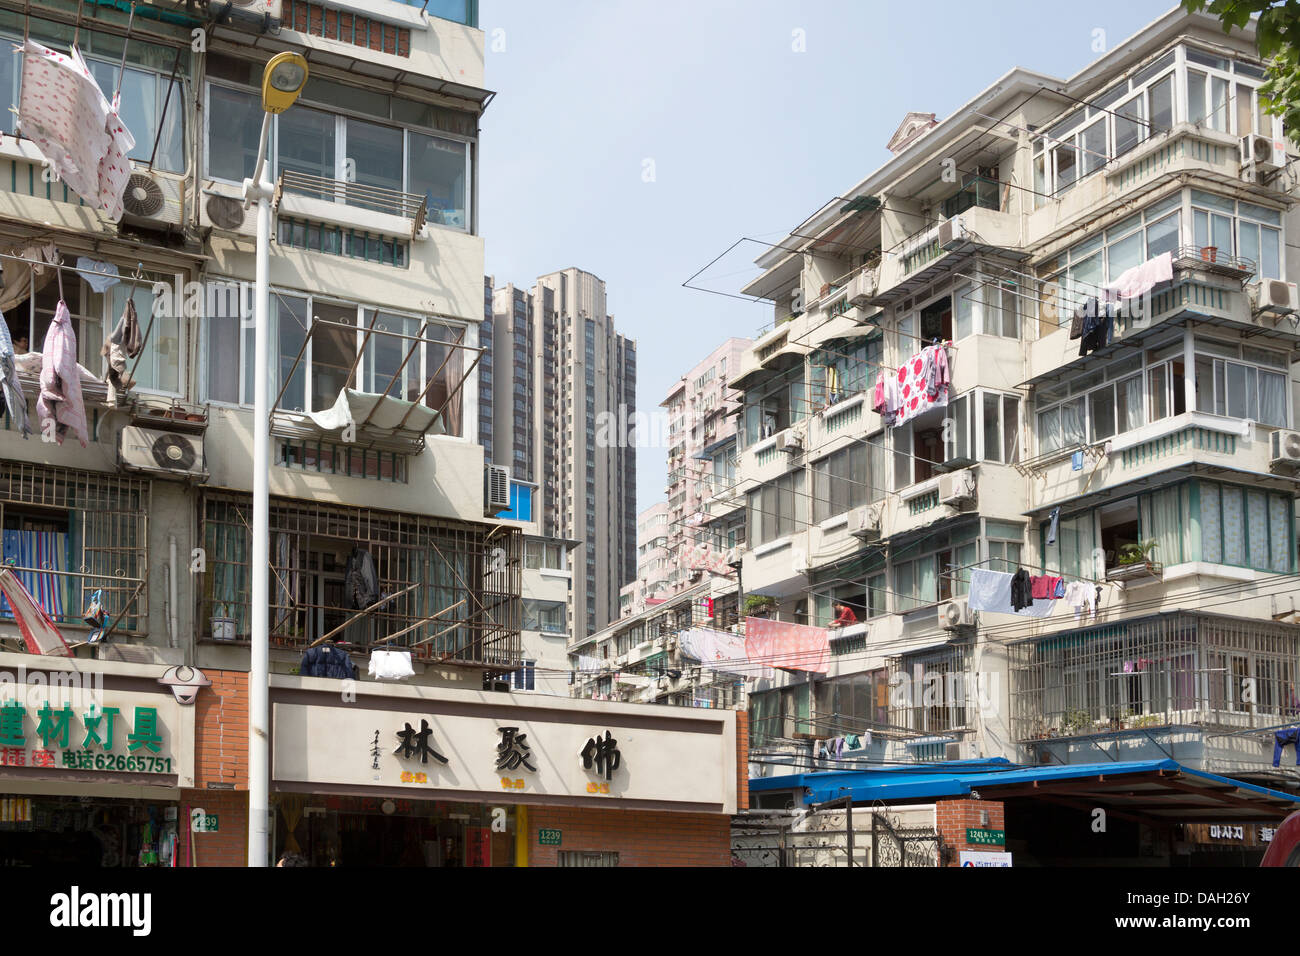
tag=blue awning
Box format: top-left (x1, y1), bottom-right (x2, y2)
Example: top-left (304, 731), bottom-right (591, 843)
top-left (751, 758), bottom-right (1300, 822)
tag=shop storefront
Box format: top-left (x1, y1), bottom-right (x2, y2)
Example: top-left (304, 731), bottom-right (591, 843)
top-left (270, 675), bottom-right (741, 867)
top-left (0, 652), bottom-right (198, 868)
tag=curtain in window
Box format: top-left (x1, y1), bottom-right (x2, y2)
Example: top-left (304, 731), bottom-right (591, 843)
top-left (1122, 376), bottom-right (1143, 433)
top-left (1269, 495), bottom-right (1290, 572)
top-left (1058, 515), bottom-right (1094, 580)
top-left (1222, 488), bottom-right (1245, 565)
top-left (1199, 481), bottom-right (1222, 563)
top-left (1061, 398), bottom-right (1085, 446)
top-left (1143, 486), bottom-right (1183, 567)
top-left (917, 558), bottom-right (938, 607)
top-left (1246, 490), bottom-right (1270, 571)
top-left (0, 530), bottom-right (69, 620)
top-left (1038, 408), bottom-right (1061, 455)
top-left (1259, 371), bottom-right (1286, 427)
top-left (206, 513), bottom-right (249, 639)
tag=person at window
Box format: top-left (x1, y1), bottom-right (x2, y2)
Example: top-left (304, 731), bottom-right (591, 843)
top-left (11, 332), bottom-right (27, 355)
top-left (828, 602), bottom-right (858, 628)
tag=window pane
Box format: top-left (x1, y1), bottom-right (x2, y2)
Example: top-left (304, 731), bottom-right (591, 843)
top-left (1187, 70), bottom-right (1207, 124)
top-left (204, 282), bottom-right (241, 403)
top-left (364, 310), bottom-right (423, 400)
top-left (113, 282), bottom-right (179, 393)
top-left (1081, 118), bottom-right (1107, 174)
top-left (1054, 142), bottom-right (1077, 192)
top-left (1146, 212), bottom-right (1180, 260)
top-left (1222, 488), bottom-right (1245, 565)
top-left (1038, 407), bottom-right (1061, 454)
top-left (1000, 283), bottom-right (1020, 338)
top-left (1210, 76), bottom-right (1229, 131)
top-left (1150, 75), bottom-right (1174, 130)
top-left (1107, 230), bottom-right (1144, 280)
top-left (1116, 375), bottom-right (1143, 433)
top-left (1003, 396), bottom-right (1019, 464)
top-left (346, 118), bottom-right (404, 209)
top-left (1089, 389), bottom-right (1115, 441)
top-left (1236, 82), bottom-right (1254, 136)
top-left (0, 42), bottom-right (15, 135)
top-left (1148, 365), bottom-right (1167, 421)
top-left (408, 132), bottom-right (468, 229)
top-left (1062, 397), bottom-right (1086, 445)
top-left (1259, 369), bottom-right (1286, 427)
top-left (1115, 95), bottom-right (1145, 156)
top-left (1225, 362), bottom-right (1248, 419)
top-left (1200, 482), bottom-right (1222, 563)
top-left (279, 106), bottom-right (337, 188)
top-left (1269, 495), bottom-right (1290, 572)
top-left (954, 283), bottom-right (973, 339)
top-left (1261, 227), bottom-right (1280, 280)
top-left (982, 392), bottom-right (1002, 463)
top-left (310, 302), bottom-right (358, 411)
top-left (276, 295), bottom-right (308, 412)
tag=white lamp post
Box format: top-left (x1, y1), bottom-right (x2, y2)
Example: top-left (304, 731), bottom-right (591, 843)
top-left (243, 50), bottom-right (308, 868)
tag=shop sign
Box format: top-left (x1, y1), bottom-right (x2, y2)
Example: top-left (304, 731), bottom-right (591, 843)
top-left (960, 850), bottom-right (1012, 867)
top-left (539, 828), bottom-right (562, 846)
top-left (1184, 823), bottom-right (1275, 847)
top-left (966, 828), bottom-right (1005, 846)
top-left (580, 731), bottom-right (621, 781)
top-left (0, 700), bottom-right (170, 773)
top-left (190, 809), bottom-right (219, 832)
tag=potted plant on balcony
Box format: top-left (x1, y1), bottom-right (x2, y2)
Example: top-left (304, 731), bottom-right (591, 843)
top-left (1107, 540), bottom-right (1161, 582)
top-left (743, 594), bottom-right (778, 618)
top-left (1061, 709), bottom-right (1094, 736)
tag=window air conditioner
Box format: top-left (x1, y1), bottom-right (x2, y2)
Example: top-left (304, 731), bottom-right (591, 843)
top-left (849, 503), bottom-right (883, 541)
top-left (1269, 430), bottom-right (1300, 472)
top-left (938, 216), bottom-right (969, 251)
top-left (944, 740), bottom-right (976, 761)
top-left (938, 600), bottom-right (973, 630)
top-left (118, 426), bottom-right (207, 480)
top-left (938, 468), bottom-right (977, 508)
top-left (1240, 133), bottom-right (1287, 174)
top-left (211, 0), bottom-right (282, 32)
top-left (120, 170), bottom-right (185, 232)
top-left (485, 464), bottom-right (512, 514)
top-left (724, 547), bottom-right (742, 566)
top-left (778, 431), bottom-right (803, 454)
top-left (1250, 279), bottom-right (1299, 316)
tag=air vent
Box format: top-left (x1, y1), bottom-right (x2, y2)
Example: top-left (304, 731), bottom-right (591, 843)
top-left (485, 463), bottom-right (511, 514)
top-left (122, 173), bottom-right (165, 218)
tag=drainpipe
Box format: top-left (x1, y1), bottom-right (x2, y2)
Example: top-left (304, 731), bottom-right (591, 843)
top-left (168, 535), bottom-right (179, 649)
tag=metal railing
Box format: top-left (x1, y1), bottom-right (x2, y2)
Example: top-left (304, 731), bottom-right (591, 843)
top-left (276, 170), bottom-right (429, 238)
top-left (1171, 244), bottom-right (1256, 277)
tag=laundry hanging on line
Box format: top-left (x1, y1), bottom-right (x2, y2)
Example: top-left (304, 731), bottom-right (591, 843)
top-left (967, 568), bottom-right (1056, 618)
top-left (875, 343), bottom-right (950, 427)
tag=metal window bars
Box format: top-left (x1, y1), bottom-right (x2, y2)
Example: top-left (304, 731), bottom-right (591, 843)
top-left (0, 463), bottom-right (150, 637)
top-left (197, 491), bottom-right (522, 667)
top-left (1009, 611), bottom-right (1300, 741)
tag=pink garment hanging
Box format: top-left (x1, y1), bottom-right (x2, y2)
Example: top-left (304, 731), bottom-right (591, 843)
top-left (0, 568), bottom-right (72, 656)
top-left (36, 300), bottom-right (89, 447)
top-left (872, 370), bottom-right (886, 413)
top-left (744, 616), bottom-right (829, 674)
top-left (1107, 251), bottom-right (1173, 300)
top-left (894, 348), bottom-right (949, 426)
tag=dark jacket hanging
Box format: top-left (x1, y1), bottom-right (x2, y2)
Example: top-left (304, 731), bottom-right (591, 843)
top-left (1010, 569), bottom-right (1034, 611)
top-left (299, 644), bottom-right (358, 680)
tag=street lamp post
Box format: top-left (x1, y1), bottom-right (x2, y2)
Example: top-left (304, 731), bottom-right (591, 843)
top-left (244, 51), bottom-right (308, 868)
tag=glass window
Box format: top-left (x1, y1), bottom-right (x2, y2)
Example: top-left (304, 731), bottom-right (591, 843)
top-left (203, 281), bottom-right (244, 404)
top-left (1114, 95), bottom-right (1145, 157)
top-left (346, 118), bottom-right (404, 209)
top-left (1149, 74), bottom-right (1174, 131)
top-left (1090, 388), bottom-right (1115, 441)
top-left (1146, 211), bottom-right (1180, 261)
top-left (1080, 118), bottom-right (1107, 175)
top-left (278, 105), bottom-right (337, 186)
top-left (87, 59), bottom-right (185, 173)
top-left (1054, 142), bottom-right (1077, 193)
top-left (112, 281), bottom-right (179, 394)
top-left (408, 132), bottom-right (469, 230)
top-left (954, 283), bottom-right (973, 339)
top-left (275, 295), bottom-right (308, 412)
top-left (1188, 69), bottom-right (1207, 125)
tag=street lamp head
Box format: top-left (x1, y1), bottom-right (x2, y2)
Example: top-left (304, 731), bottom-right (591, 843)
top-left (262, 52), bottom-right (309, 114)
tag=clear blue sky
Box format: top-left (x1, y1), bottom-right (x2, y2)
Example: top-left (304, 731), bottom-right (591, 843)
top-left (479, 0), bottom-right (1178, 513)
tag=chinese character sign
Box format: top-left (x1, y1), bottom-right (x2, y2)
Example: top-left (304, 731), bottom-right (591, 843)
top-left (394, 719), bottom-right (448, 765)
top-left (581, 731), bottom-right (621, 781)
top-left (495, 726), bottom-right (536, 772)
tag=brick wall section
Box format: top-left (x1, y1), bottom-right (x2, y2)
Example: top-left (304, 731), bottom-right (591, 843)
top-left (527, 806), bottom-right (731, 867)
top-left (735, 710), bottom-right (749, 811)
top-left (935, 798), bottom-right (1006, 866)
top-left (194, 669), bottom-right (248, 789)
top-left (177, 788), bottom-right (248, 867)
top-left (282, 1), bottom-right (411, 58)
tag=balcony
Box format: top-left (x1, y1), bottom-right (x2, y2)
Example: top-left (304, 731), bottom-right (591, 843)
top-left (276, 170), bottom-right (429, 240)
top-left (875, 205), bottom-right (1022, 304)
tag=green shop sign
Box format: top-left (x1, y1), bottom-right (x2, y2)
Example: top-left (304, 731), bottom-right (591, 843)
top-left (0, 701), bottom-right (168, 772)
top-left (966, 828), bottom-right (1005, 846)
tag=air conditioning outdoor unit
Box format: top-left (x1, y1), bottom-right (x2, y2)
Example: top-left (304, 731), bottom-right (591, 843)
top-left (939, 468), bottom-right (977, 508)
top-left (1250, 279), bottom-right (1299, 317)
top-left (118, 426), bottom-right (206, 480)
top-left (944, 740), bottom-right (977, 761)
top-left (200, 187), bottom-right (256, 237)
top-left (485, 463), bottom-right (511, 514)
top-left (847, 268), bottom-right (876, 307)
top-left (1269, 430), bottom-right (1300, 472)
top-left (938, 215), bottom-right (969, 250)
top-left (778, 431), bottom-right (803, 454)
top-left (724, 547), bottom-right (742, 566)
top-left (938, 600), bottom-right (973, 630)
top-left (210, 0), bottom-right (282, 32)
top-left (120, 170), bottom-right (185, 232)
top-left (1240, 133), bottom-right (1287, 175)
top-left (849, 503), bottom-right (883, 541)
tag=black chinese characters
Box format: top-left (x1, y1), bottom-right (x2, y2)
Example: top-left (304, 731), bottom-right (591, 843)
top-left (394, 719), bottom-right (448, 765)
top-left (496, 726), bottom-right (536, 772)
top-left (581, 730), bottom-right (621, 781)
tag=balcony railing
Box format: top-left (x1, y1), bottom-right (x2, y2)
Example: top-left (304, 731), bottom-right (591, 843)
top-left (276, 170), bottom-right (429, 238)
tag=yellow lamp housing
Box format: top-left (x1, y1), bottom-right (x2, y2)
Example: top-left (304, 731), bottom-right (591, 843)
top-left (261, 52), bottom-right (309, 114)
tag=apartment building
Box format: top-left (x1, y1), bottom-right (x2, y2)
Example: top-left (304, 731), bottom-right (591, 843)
top-left (731, 8), bottom-right (1300, 794)
top-left (619, 502), bottom-right (673, 619)
top-left (482, 268), bottom-right (637, 640)
top-left (0, 0), bottom-right (737, 868)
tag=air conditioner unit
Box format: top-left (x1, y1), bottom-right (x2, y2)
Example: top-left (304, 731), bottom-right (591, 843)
top-left (120, 170), bottom-right (185, 232)
top-left (118, 426), bottom-right (206, 480)
top-left (938, 468), bottom-right (977, 507)
top-left (724, 547), bottom-right (742, 566)
top-left (1250, 279), bottom-right (1299, 317)
top-left (485, 463), bottom-right (511, 515)
top-left (944, 740), bottom-right (977, 761)
top-left (847, 268), bottom-right (876, 307)
top-left (1240, 133), bottom-right (1286, 174)
top-left (938, 600), bottom-right (973, 630)
top-left (849, 503), bottom-right (883, 540)
top-left (938, 216), bottom-right (969, 250)
top-left (1269, 430), bottom-right (1300, 472)
top-left (200, 187), bottom-right (256, 237)
top-left (210, 0), bottom-right (282, 32)
top-left (778, 431), bottom-right (803, 454)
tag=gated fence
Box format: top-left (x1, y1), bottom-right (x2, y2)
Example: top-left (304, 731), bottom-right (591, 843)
top-left (731, 805), bottom-right (947, 867)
